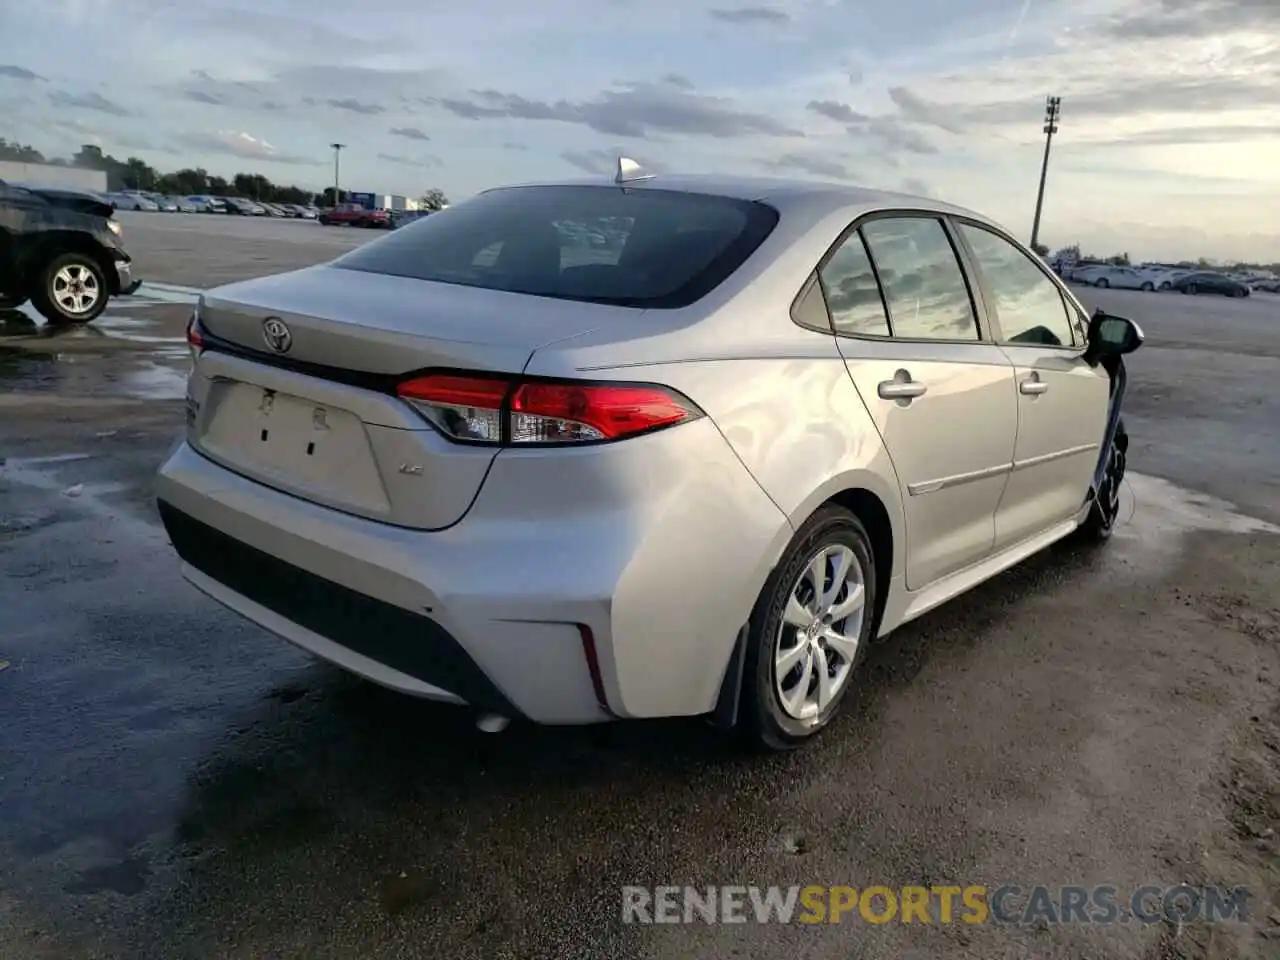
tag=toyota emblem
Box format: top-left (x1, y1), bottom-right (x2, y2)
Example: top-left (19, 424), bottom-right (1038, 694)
top-left (262, 316), bottom-right (292, 354)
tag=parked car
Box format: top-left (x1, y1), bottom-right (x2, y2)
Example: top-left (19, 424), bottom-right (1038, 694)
top-left (1170, 271), bottom-right (1250, 297)
top-left (182, 195), bottom-right (225, 214)
top-left (161, 168), bottom-right (1144, 749)
top-left (169, 196), bottom-right (203, 213)
top-left (222, 197), bottom-right (266, 216)
top-left (0, 179), bottom-right (141, 323)
top-left (148, 194), bottom-right (179, 212)
top-left (1141, 269), bottom-right (1189, 291)
top-left (318, 203), bottom-right (392, 228)
top-left (109, 192), bottom-right (159, 212)
top-left (1250, 277), bottom-right (1280, 293)
top-left (1076, 265), bottom-right (1154, 290)
top-left (258, 202), bottom-right (288, 217)
top-left (1063, 261), bottom-right (1107, 282)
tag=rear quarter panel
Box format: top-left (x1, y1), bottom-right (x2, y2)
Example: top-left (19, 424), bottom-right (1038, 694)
top-left (525, 332), bottom-right (906, 715)
top-left (634, 350), bottom-right (906, 581)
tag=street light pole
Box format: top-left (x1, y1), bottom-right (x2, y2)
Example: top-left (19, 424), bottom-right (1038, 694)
top-left (329, 143), bottom-right (346, 206)
top-left (1029, 96), bottom-right (1060, 252)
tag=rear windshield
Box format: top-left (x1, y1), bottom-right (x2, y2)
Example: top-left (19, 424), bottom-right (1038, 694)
top-left (331, 185), bottom-right (779, 309)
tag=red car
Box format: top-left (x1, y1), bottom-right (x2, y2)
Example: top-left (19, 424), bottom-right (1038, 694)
top-left (317, 204), bottom-right (392, 228)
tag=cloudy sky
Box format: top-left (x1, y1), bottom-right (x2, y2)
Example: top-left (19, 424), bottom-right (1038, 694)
top-left (2, 0), bottom-right (1278, 260)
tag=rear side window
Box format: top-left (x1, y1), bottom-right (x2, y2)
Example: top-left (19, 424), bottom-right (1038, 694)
top-left (860, 217), bottom-right (979, 341)
top-left (817, 231), bottom-right (891, 337)
top-left (332, 185), bottom-right (779, 309)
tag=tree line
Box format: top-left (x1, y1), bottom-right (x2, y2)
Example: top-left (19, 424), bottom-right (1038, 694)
top-left (0, 138), bottom-right (448, 210)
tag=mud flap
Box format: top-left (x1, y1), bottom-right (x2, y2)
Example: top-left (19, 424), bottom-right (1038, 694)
top-left (709, 624), bottom-right (749, 729)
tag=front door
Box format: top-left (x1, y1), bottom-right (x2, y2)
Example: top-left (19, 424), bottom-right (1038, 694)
top-left (820, 215), bottom-right (1018, 590)
top-left (953, 221), bottom-right (1111, 550)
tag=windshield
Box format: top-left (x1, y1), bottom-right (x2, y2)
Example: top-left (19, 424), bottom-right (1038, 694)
top-left (332, 184), bottom-right (779, 309)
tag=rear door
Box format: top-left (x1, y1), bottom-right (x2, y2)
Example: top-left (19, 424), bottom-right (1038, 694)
top-left (952, 219), bottom-right (1110, 550)
top-left (822, 214), bottom-right (1018, 590)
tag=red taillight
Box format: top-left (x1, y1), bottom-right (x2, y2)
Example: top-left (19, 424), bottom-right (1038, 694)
top-left (395, 373), bottom-right (702, 445)
top-left (186, 314), bottom-right (204, 367)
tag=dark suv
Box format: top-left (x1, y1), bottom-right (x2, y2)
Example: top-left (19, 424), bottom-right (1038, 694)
top-left (0, 179), bottom-right (141, 323)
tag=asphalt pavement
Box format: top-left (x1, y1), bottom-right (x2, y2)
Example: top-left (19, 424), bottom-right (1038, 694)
top-left (1, 214), bottom-right (1278, 960)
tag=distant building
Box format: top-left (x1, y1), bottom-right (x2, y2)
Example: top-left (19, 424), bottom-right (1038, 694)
top-left (0, 161), bottom-right (108, 193)
top-left (344, 191), bottom-right (414, 211)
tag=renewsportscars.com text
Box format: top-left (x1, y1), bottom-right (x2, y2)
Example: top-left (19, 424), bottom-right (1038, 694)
top-left (621, 884), bottom-right (1250, 926)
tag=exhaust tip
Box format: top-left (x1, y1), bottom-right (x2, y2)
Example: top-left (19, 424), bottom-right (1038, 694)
top-left (476, 713), bottom-right (510, 734)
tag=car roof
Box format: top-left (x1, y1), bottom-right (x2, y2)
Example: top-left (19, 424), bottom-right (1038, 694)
top-left (484, 172), bottom-right (988, 224)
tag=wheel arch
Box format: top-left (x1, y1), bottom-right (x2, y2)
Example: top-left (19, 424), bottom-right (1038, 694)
top-left (823, 487), bottom-right (895, 637)
top-left (712, 476), bottom-right (902, 729)
top-left (22, 232), bottom-right (118, 294)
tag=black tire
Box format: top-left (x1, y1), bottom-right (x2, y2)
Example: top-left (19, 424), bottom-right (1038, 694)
top-left (1094, 277), bottom-right (1109, 288)
top-left (739, 505), bottom-right (878, 751)
top-left (30, 252), bottom-right (110, 325)
top-left (1141, 282), bottom-right (1154, 292)
top-left (1186, 284), bottom-right (1198, 295)
top-left (1078, 419), bottom-right (1128, 543)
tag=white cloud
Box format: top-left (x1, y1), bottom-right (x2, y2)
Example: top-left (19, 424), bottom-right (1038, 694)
top-left (1, 0), bottom-right (1277, 260)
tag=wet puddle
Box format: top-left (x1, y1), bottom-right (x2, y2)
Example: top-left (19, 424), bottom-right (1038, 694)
top-left (118, 360), bottom-right (189, 399)
top-left (126, 281), bottom-right (203, 305)
top-left (0, 283), bottom-right (195, 400)
top-left (0, 301), bottom-right (190, 401)
top-left (0, 350), bottom-right (189, 400)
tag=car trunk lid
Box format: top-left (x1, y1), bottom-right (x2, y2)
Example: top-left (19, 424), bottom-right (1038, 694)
top-left (188, 264), bottom-right (620, 529)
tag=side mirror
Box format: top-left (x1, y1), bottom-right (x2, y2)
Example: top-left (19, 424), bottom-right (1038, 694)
top-left (1084, 309), bottom-right (1144, 365)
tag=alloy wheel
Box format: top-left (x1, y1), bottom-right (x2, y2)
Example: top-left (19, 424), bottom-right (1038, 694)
top-left (52, 264), bottom-right (101, 316)
top-left (1099, 432), bottom-right (1126, 526)
top-left (773, 543), bottom-right (866, 722)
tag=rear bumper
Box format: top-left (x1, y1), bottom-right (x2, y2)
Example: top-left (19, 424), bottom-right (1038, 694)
top-left (157, 500), bottom-right (522, 716)
top-left (155, 422), bottom-right (790, 723)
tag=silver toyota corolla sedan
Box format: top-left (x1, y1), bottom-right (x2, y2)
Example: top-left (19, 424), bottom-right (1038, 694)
top-left (157, 161), bottom-right (1143, 750)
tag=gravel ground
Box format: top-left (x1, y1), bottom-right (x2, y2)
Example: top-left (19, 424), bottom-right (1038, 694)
top-left (0, 214), bottom-right (1278, 960)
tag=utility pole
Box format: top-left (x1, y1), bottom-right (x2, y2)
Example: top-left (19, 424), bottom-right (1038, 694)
top-left (329, 143), bottom-right (346, 206)
top-left (1029, 95), bottom-right (1060, 252)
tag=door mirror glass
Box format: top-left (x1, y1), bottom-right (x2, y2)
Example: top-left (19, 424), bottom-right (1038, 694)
top-left (1086, 309), bottom-right (1144, 361)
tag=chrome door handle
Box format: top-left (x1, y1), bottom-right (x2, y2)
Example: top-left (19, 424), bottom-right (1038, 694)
top-left (1019, 376), bottom-right (1049, 395)
top-left (878, 379), bottom-right (927, 400)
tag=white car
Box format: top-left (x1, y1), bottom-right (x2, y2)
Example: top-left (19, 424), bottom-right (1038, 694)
top-left (110, 193), bottom-right (159, 212)
top-left (1143, 269), bottom-right (1189, 291)
top-left (1064, 263), bottom-right (1105, 282)
top-left (1078, 265), bottom-right (1154, 291)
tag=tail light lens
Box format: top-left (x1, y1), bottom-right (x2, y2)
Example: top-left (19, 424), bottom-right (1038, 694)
top-left (396, 373), bottom-right (703, 445)
top-left (186, 313), bottom-right (204, 366)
